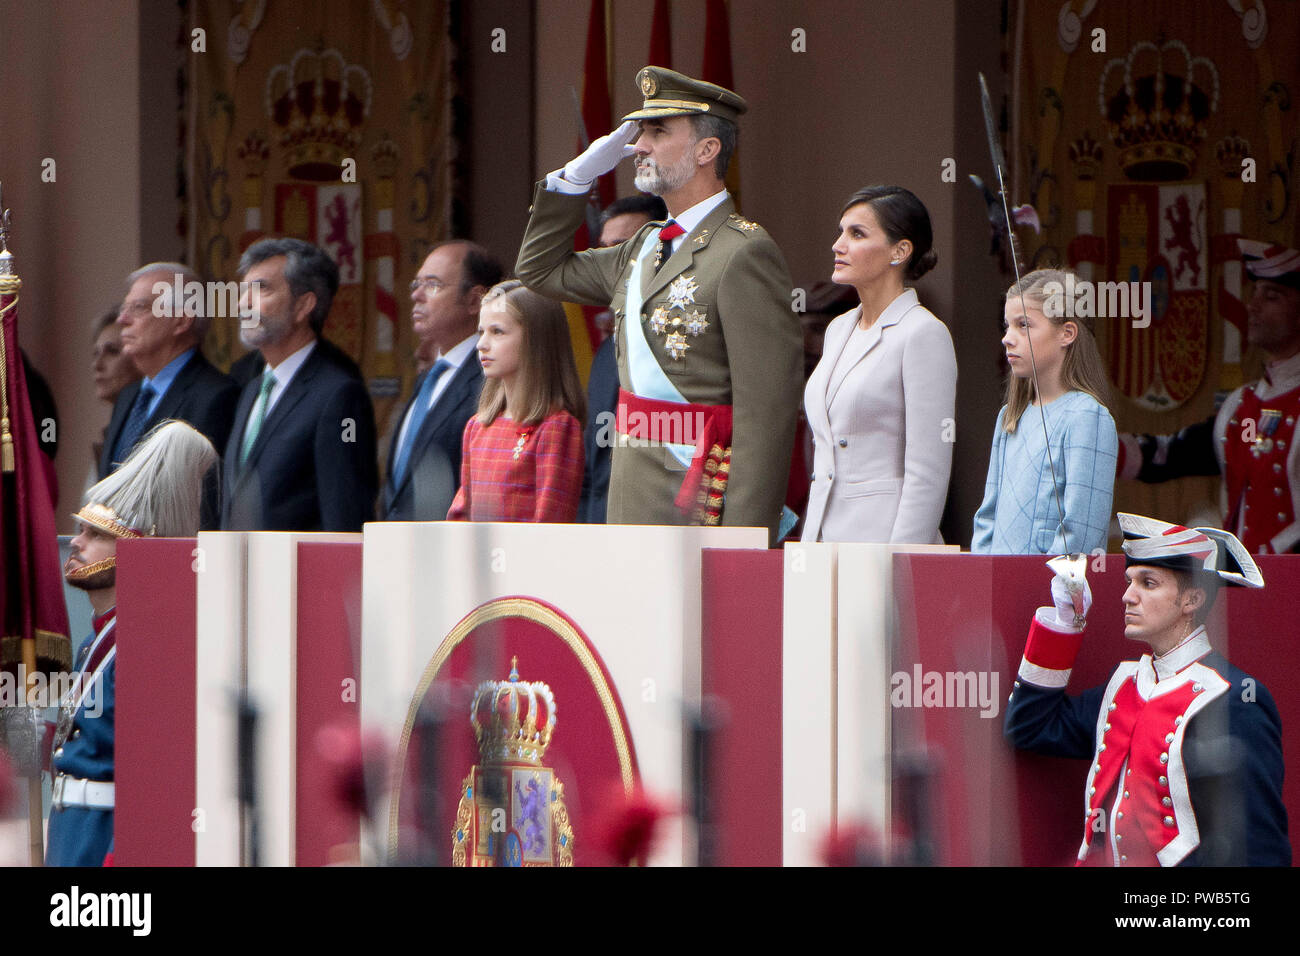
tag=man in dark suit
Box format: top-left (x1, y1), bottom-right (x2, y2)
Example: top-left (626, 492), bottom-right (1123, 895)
top-left (227, 332), bottom-right (363, 387)
top-left (221, 238), bottom-right (378, 532)
top-left (99, 263), bottom-right (238, 480)
top-left (580, 194), bottom-right (666, 523)
top-left (381, 240), bottom-right (503, 520)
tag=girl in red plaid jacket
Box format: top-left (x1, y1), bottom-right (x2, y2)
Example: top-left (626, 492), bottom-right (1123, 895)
top-left (448, 280), bottom-right (587, 522)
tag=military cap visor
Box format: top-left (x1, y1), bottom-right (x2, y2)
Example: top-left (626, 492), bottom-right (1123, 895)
top-left (623, 66), bottom-right (747, 124)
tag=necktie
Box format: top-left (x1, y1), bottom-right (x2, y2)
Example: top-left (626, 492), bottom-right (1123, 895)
top-left (110, 382), bottom-right (156, 472)
top-left (240, 369), bottom-right (277, 466)
top-left (392, 358), bottom-right (453, 484)
top-left (655, 220), bottom-right (685, 271)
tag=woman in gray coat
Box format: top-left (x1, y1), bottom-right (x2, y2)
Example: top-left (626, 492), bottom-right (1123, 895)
top-left (801, 186), bottom-right (957, 544)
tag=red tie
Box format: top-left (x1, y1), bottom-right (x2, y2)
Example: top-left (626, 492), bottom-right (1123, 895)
top-left (658, 221), bottom-right (685, 241)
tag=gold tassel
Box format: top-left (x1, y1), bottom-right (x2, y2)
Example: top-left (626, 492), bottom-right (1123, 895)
top-left (1, 417), bottom-right (12, 472)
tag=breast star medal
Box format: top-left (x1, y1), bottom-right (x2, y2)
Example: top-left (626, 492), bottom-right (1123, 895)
top-left (665, 332), bottom-right (690, 360)
top-left (667, 274), bottom-right (699, 310)
top-left (649, 305), bottom-right (670, 334)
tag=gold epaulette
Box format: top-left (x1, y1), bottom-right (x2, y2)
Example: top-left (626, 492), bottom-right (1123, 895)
top-left (726, 213), bottom-right (762, 236)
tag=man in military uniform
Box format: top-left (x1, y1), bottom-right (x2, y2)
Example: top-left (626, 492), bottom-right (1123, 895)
top-left (1005, 514), bottom-right (1289, 866)
top-left (1119, 240), bottom-right (1300, 554)
top-left (48, 421), bottom-right (216, 866)
top-left (516, 66), bottom-right (803, 545)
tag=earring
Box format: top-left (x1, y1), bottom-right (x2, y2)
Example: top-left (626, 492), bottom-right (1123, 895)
top-left (890, 259), bottom-right (900, 266)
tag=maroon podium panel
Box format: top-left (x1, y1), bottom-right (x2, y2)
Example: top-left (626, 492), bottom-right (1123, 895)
top-left (296, 541), bottom-right (364, 866)
top-left (701, 549), bottom-right (784, 867)
top-left (115, 537), bottom-right (199, 866)
top-left (893, 553), bottom-right (1300, 866)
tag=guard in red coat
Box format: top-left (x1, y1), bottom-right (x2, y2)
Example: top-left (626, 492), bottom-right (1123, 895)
top-left (1118, 239), bottom-right (1300, 554)
top-left (1005, 513), bottom-right (1290, 866)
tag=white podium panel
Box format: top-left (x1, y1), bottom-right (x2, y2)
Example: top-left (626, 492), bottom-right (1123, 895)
top-left (781, 542), bottom-right (955, 865)
top-left (194, 530), bottom-right (358, 867)
top-left (360, 521), bottom-right (766, 866)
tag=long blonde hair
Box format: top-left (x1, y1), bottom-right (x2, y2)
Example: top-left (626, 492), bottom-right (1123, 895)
top-left (1002, 268), bottom-right (1110, 433)
top-left (476, 280), bottom-right (587, 427)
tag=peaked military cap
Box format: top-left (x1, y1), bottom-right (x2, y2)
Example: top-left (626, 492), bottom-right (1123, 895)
top-left (623, 66), bottom-right (747, 124)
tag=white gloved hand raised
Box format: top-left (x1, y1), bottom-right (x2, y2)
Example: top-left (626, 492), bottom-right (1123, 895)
top-left (1046, 554), bottom-right (1092, 629)
top-left (562, 121), bottom-right (639, 186)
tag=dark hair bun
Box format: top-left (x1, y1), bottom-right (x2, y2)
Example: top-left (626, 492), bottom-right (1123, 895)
top-left (906, 248), bottom-right (938, 281)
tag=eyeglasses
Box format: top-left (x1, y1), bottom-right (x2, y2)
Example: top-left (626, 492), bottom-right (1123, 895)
top-left (410, 277), bottom-right (451, 294)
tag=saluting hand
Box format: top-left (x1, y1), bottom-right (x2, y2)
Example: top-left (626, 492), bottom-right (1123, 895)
top-left (563, 121), bottom-right (639, 186)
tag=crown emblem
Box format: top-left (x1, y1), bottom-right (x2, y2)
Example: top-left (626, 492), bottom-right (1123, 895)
top-left (639, 69), bottom-right (658, 97)
top-left (265, 48), bottom-right (373, 181)
top-left (470, 657), bottom-right (556, 764)
top-left (454, 657), bottom-right (573, 866)
top-left (1215, 133), bottom-right (1251, 178)
top-left (1098, 37), bottom-right (1219, 181)
top-left (370, 134), bottom-right (400, 179)
top-left (1069, 131), bottom-right (1104, 181)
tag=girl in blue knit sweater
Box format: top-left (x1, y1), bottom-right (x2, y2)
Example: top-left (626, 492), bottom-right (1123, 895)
top-left (972, 269), bottom-right (1118, 555)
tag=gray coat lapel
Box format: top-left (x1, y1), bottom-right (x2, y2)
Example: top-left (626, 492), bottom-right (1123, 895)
top-left (825, 290), bottom-right (918, 409)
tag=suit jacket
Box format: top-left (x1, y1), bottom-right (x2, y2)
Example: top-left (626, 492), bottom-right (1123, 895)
top-left (229, 335), bottom-right (363, 388)
top-left (98, 350), bottom-right (238, 479)
top-left (579, 336), bottom-right (619, 523)
top-left (516, 183), bottom-right (802, 544)
top-left (801, 292), bottom-right (956, 543)
top-left (381, 354), bottom-right (483, 520)
top-left (221, 342), bottom-right (378, 532)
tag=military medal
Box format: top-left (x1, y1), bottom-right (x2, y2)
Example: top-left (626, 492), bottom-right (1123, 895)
top-left (1252, 409), bottom-right (1282, 457)
top-left (665, 332), bottom-right (690, 360)
top-left (684, 309), bottom-right (709, 336)
top-left (649, 306), bottom-right (669, 334)
top-left (667, 274), bottom-right (699, 310)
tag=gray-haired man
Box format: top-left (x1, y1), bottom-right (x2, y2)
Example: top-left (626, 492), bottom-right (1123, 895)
top-left (99, 262), bottom-right (238, 480)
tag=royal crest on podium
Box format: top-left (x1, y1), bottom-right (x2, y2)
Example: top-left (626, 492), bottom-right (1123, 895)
top-left (452, 658), bottom-right (574, 866)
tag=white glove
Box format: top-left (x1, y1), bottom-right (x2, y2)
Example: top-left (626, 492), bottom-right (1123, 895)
top-left (562, 121), bottom-right (638, 186)
top-left (1046, 554), bottom-right (1091, 629)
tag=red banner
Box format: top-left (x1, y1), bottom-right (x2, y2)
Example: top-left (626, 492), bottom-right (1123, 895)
top-left (0, 281), bottom-right (71, 675)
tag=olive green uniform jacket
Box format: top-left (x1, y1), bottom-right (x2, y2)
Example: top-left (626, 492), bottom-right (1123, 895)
top-left (517, 182), bottom-right (802, 544)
